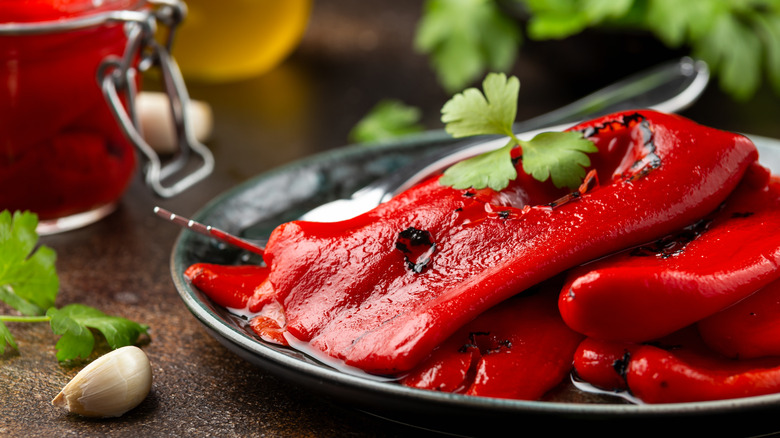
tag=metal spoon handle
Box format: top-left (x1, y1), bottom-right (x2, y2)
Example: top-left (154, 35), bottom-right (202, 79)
top-left (154, 206), bottom-right (265, 256)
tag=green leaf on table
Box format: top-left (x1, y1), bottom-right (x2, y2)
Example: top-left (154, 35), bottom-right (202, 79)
top-left (349, 99), bottom-right (424, 144)
top-left (520, 131), bottom-right (598, 189)
top-left (441, 72), bottom-right (519, 139)
top-left (415, 0), bottom-right (520, 92)
top-left (0, 211), bottom-right (59, 316)
top-left (0, 320), bottom-right (17, 355)
top-left (48, 304), bottom-right (149, 361)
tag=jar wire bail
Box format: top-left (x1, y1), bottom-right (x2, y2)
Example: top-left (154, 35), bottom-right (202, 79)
top-left (99, 0), bottom-right (215, 198)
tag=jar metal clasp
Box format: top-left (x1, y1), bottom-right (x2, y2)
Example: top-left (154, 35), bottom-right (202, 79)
top-left (0, 0), bottom-right (214, 199)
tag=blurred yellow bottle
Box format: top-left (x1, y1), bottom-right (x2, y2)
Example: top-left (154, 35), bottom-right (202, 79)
top-left (173, 0), bottom-right (311, 82)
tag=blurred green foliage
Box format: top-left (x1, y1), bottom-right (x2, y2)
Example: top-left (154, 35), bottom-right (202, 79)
top-left (416, 0), bottom-right (780, 100)
top-left (349, 99), bottom-right (425, 144)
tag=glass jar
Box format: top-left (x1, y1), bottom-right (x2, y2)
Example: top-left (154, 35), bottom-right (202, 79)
top-left (0, 0), bottom-right (213, 234)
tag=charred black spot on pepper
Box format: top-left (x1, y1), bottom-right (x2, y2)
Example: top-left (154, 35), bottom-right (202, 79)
top-left (613, 350), bottom-right (631, 381)
top-left (484, 339), bottom-right (513, 355)
top-left (577, 113), bottom-right (661, 181)
top-left (631, 219), bottom-right (712, 258)
top-left (396, 227), bottom-right (437, 273)
top-left (458, 343), bottom-right (478, 353)
top-left (455, 207), bottom-right (463, 212)
top-left (463, 191), bottom-right (476, 197)
top-left (498, 210), bottom-right (510, 219)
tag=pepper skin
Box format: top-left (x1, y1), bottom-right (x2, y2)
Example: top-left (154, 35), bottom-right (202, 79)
top-left (402, 283), bottom-right (584, 400)
top-left (558, 164), bottom-right (780, 343)
top-left (185, 263), bottom-right (269, 310)
top-left (573, 327), bottom-right (780, 403)
top-left (572, 337), bottom-right (634, 393)
top-left (698, 276), bottom-right (780, 360)
top-left (195, 111), bottom-right (757, 375)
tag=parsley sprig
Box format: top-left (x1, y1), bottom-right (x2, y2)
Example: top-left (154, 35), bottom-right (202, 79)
top-left (0, 210), bottom-right (148, 362)
top-left (439, 72), bottom-right (597, 191)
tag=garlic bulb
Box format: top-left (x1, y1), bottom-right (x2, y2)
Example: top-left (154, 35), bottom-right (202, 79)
top-left (52, 346), bottom-right (152, 418)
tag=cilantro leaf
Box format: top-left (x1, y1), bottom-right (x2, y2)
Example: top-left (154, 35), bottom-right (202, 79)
top-left (439, 140), bottom-right (517, 191)
top-left (349, 99), bottom-right (424, 144)
top-left (439, 72), bottom-right (597, 191)
top-left (47, 304), bottom-right (149, 361)
top-left (0, 320), bottom-right (17, 355)
top-left (0, 210), bottom-right (58, 316)
top-left (441, 72), bottom-right (519, 138)
top-left (520, 131), bottom-right (598, 189)
top-left (415, 0), bottom-right (520, 92)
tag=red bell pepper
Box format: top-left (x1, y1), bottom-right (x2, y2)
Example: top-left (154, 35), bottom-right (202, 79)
top-left (572, 337), bottom-right (633, 393)
top-left (401, 281), bottom-right (583, 399)
top-left (188, 111), bottom-right (757, 375)
top-left (558, 164), bottom-right (780, 343)
top-left (574, 327), bottom-right (780, 403)
top-left (698, 276), bottom-right (780, 360)
top-left (185, 263), bottom-right (269, 310)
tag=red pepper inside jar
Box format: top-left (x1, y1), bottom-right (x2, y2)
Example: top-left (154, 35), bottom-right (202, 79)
top-left (0, 0), bottom-right (213, 233)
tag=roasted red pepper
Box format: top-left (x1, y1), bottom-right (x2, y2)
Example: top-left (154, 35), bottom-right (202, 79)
top-left (185, 263), bottom-right (269, 310)
top-left (698, 277), bottom-right (780, 360)
top-left (559, 163), bottom-right (780, 343)
top-left (401, 281), bottom-right (584, 400)
top-left (187, 111), bottom-right (757, 375)
top-left (573, 327), bottom-right (780, 403)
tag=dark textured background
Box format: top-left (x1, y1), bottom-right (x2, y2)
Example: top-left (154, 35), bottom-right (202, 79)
top-left (2, 1), bottom-right (779, 436)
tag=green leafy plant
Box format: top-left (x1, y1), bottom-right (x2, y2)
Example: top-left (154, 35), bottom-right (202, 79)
top-left (417, 0), bottom-right (780, 100)
top-left (439, 72), bottom-right (597, 191)
top-left (349, 99), bottom-right (425, 144)
top-left (0, 210), bottom-right (148, 361)
top-left (415, 0), bottom-right (521, 93)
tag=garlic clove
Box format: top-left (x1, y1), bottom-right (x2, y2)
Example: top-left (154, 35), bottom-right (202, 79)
top-left (52, 346), bottom-right (153, 418)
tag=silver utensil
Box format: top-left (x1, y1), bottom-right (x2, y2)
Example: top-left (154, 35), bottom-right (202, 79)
top-left (154, 206), bottom-right (265, 256)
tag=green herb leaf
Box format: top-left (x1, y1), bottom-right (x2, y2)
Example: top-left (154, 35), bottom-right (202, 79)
top-left (441, 72), bottom-right (519, 139)
top-left (439, 72), bottom-right (597, 191)
top-left (520, 131), bottom-right (598, 189)
top-left (0, 320), bottom-right (17, 355)
top-left (415, 0), bottom-right (521, 92)
top-left (0, 211), bottom-right (58, 316)
top-left (439, 140), bottom-right (517, 191)
top-left (48, 304), bottom-right (149, 361)
top-left (349, 99), bottom-right (424, 144)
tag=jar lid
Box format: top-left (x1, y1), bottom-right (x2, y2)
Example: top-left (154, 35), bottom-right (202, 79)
top-left (1, 0), bottom-right (143, 23)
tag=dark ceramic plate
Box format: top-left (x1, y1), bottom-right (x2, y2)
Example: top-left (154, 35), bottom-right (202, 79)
top-left (171, 130), bottom-right (780, 437)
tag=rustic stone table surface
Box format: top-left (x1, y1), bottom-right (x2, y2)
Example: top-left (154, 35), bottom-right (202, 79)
top-left (2, 1), bottom-right (779, 437)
